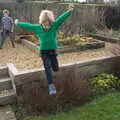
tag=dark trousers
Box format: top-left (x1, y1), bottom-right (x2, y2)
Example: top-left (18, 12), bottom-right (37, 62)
top-left (41, 50), bottom-right (59, 85)
top-left (0, 29), bottom-right (15, 48)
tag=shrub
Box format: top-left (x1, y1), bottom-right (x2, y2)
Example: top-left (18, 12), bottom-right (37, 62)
top-left (89, 73), bottom-right (120, 96)
top-left (105, 6), bottom-right (120, 29)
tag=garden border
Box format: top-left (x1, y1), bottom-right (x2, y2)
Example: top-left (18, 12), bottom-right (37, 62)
top-left (91, 34), bottom-right (120, 43)
top-left (21, 39), bottom-right (105, 54)
top-left (7, 55), bottom-right (120, 106)
top-left (1, 55), bottom-right (120, 114)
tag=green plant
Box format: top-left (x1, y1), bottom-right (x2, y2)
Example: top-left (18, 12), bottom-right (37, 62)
top-left (12, 103), bottom-right (25, 112)
top-left (89, 73), bottom-right (120, 96)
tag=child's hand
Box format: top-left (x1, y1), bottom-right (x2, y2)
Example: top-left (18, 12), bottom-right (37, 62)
top-left (68, 4), bottom-right (74, 11)
top-left (11, 28), bottom-right (14, 32)
top-left (14, 19), bottom-right (19, 25)
top-left (11, 25), bottom-right (14, 32)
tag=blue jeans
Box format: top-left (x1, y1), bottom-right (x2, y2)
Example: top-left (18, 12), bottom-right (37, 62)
top-left (41, 50), bottom-right (59, 85)
top-left (0, 29), bottom-right (15, 48)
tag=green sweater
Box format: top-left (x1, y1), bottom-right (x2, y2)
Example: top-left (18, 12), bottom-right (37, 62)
top-left (16, 10), bottom-right (72, 50)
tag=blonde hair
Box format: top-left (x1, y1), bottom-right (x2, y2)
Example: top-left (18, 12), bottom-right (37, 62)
top-left (39, 10), bottom-right (55, 24)
top-left (3, 9), bottom-right (9, 15)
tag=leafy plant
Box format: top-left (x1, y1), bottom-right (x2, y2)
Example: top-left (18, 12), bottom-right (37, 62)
top-left (12, 103), bottom-right (25, 112)
top-left (89, 73), bottom-right (120, 96)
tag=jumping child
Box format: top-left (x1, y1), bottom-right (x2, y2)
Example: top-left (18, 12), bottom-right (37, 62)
top-left (15, 4), bottom-right (74, 95)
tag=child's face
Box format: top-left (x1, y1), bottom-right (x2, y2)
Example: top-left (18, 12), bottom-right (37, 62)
top-left (43, 20), bottom-right (50, 29)
top-left (4, 13), bottom-right (9, 17)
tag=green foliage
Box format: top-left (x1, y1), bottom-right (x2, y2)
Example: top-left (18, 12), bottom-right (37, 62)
top-left (12, 103), bottom-right (25, 112)
top-left (89, 73), bottom-right (120, 95)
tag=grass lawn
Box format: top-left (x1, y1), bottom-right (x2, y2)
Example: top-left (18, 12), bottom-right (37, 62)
top-left (25, 92), bottom-right (120, 120)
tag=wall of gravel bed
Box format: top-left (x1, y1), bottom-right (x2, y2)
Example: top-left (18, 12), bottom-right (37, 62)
top-left (7, 55), bottom-right (120, 113)
top-left (21, 39), bottom-right (105, 54)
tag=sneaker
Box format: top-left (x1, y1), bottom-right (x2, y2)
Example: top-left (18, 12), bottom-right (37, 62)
top-left (48, 84), bottom-right (57, 95)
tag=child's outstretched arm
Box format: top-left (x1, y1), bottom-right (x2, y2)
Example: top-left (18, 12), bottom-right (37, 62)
top-left (54, 4), bottom-right (74, 29)
top-left (15, 19), bottom-right (38, 33)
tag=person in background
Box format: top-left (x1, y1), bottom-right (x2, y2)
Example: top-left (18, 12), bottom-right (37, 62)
top-left (0, 10), bottom-right (3, 29)
top-left (15, 4), bottom-right (74, 95)
top-left (0, 9), bottom-right (15, 49)
top-left (0, 10), bottom-right (3, 46)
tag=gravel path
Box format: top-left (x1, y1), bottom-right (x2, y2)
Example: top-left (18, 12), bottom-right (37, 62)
top-left (0, 105), bottom-right (16, 120)
top-left (0, 41), bottom-right (116, 70)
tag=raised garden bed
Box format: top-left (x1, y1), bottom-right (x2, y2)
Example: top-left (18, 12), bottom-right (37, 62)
top-left (90, 31), bottom-right (120, 43)
top-left (11, 55), bottom-right (120, 120)
top-left (91, 34), bottom-right (120, 43)
top-left (19, 34), bottom-right (105, 54)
